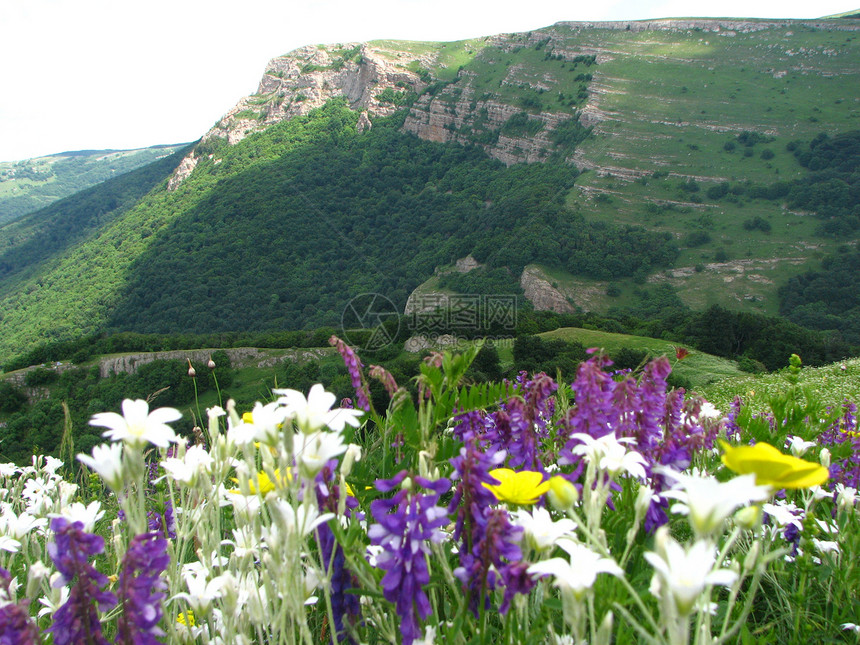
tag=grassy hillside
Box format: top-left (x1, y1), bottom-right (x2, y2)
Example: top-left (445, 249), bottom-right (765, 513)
top-left (539, 326), bottom-right (744, 387)
top-left (562, 22), bottom-right (860, 314)
top-left (0, 144), bottom-right (189, 224)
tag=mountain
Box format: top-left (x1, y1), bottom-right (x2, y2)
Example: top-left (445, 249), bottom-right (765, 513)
top-left (0, 144), bottom-right (190, 224)
top-left (0, 17), bottom-right (858, 368)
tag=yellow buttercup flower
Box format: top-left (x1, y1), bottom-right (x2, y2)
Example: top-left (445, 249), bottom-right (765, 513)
top-left (230, 468), bottom-right (291, 495)
top-left (483, 468), bottom-right (550, 505)
top-left (719, 440), bottom-right (829, 489)
top-left (177, 610), bottom-right (196, 626)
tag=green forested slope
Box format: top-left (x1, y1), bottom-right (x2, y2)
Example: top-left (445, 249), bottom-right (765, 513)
top-left (0, 146), bottom-right (193, 293)
top-left (0, 102), bottom-right (676, 365)
top-left (0, 145), bottom-right (188, 224)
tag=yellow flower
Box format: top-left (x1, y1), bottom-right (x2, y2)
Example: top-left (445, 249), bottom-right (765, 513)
top-left (242, 411), bottom-right (255, 424)
top-left (177, 610), bottom-right (196, 626)
top-left (483, 468), bottom-right (550, 505)
top-left (230, 468), bottom-right (291, 495)
top-left (719, 440), bottom-right (829, 489)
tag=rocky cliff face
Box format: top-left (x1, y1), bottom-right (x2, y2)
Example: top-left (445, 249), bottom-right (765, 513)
top-left (169, 30), bottom-right (597, 186)
top-left (519, 266), bottom-right (574, 313)
top-left (169, 42), bottom-right (430, 188)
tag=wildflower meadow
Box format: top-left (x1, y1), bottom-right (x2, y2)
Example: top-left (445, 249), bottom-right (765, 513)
top-left (1, 338), bottom-right (858, 644)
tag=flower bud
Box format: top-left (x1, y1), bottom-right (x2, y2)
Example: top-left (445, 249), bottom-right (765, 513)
top-left (735, 504), bottom-right (762, 531)
top-left (547, 475), bottom-right (578, 511)
top-left (208, 357), bottom-right (216, 369)
top-left (597, 610), bottom-right (614, 643)
top-left (820, 448), bottom-right (831, 469)
top-left (341, 443), bottom-right (362, 478)
top-left (400, 476), bottom-right (413, 492)
top-left (635, 484), bottom-right (654, 521)
top-left (837, 485), bottom-right (857, 511)
top-left (187, 359), bottom-right (196, 378)
top-left (26, 560), bottom-right (50, 597)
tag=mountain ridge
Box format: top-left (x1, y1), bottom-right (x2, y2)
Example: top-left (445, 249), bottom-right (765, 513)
top-left (0, 16), bottom-right (858, 367)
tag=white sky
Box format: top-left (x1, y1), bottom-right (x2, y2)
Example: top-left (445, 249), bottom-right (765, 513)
top-left (0, 0), bottom-right (854, 161)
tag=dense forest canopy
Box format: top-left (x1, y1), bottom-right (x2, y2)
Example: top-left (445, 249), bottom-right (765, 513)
top-left (106, 102), bottom-right (677, 334)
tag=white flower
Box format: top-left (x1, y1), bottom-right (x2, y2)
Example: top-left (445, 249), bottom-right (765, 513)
top-left (785, 435), bottom-right (817, 458)
top-left (0, 510), bottom-right (40, 540)
top-left (89, 399), bottom-right (181, 448)
top-left (268, 498), bottom-right (334, 538)
top-left (644, 528), bottom-right (737, 616)
top-left (293, 430), bottom-right (347, 477)
top-left (41, 456), bottom-right (64, 475)
top-left (50, 501), bottom-right (104, 533)
top-left (842, 623), bottom-right (860, 633)
top-left (0, 535), bottom-right (21, 553)
top-left (528, 538), bottom-right (623, 599)
top-left (569, 432), bottom-right (647, 479)
top-left (223, 527), bottom-right (261, 560)
top-left (0, 463), bottom-right (20, 478)
top-left (812, 539), bottom-right (840, 556)
top-left (659, 469), bottom-right (771, 538)
top-left (512, 507), bottom-right (577, 551)
top-left (762, 501), bottom-right (804, 529)
top-left (836, 484), bottom-right (857, 510)
top-left (698, 401), bottom-right (722, 419)
top-left (173, 570), bottom-right (229, 614)
top-left (22, 478), bottom-right (52, 503)
top-left (0, 509), bottom-right (47, 539)
top-left (160, 445), bottom-right (213, 485)
top-left (77, 443), bottom-right (125, 492)
top-left (38, 583), bottom-right (69, 618)
top-left (413, 625), bottom-right (437, 645)
top-left (240, 401), bottom-right (290, 446)
top-left (228, 493), bottom-right (262, 518)
top-left (275, 383), bottom-right (363, 433)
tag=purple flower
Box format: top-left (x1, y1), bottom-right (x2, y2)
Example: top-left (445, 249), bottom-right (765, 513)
top-left (369, 364), bottom-right (399, 398)
top-left (47, 517), bottom-right (117, 645)
top-left (448, 438), bottom-right (505, 550)
top-left (147, 501), bottom-right (176, 540)
top-left (567, 354), bottom-right (617, 440)
top-left (115, 533), bottom-right (170, 645)
top-left (0, 568), bottom-right (39, 645)
top-left (454, 508), bottom-right (524, 616)
top-left (314, 460), bottom-right (360, 642)
top-left (330, 336), bottom-right (371, 411)
top-left (368, 471), bottom-right (451, 645)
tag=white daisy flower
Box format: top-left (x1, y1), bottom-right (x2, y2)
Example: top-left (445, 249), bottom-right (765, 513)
top-left (89, 399), bottom-right (181, 448)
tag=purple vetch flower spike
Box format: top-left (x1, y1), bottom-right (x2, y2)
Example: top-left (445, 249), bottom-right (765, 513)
top-left (115, 533), bottom-right (170, 645)
top-left (0, 568), bottom-right (39, 645)
top-left (448, 438), bottom-right (505, 549)
top-left (368, 471), bottom-right (451, 645)
top-left (329, 335), bottom-right (371, 411)
top-left (454, 507), bottom-right (524, 617)
top-left (314, 460), bottom-right (361, 642)
top-left (369, 364), bottom-right (399, 398)
top-left (567, 355), bottom-right (617, 439)
top-left (610, 374), bottom-right (642, 442)
top-left (638, 356), bottom-right (672, 446)
top-left (724, 396), bottom-right (744, 441)
top-left (452, 410), bottom-right (491, 444)
top-left (47, 517), bottom-right (117, 645)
